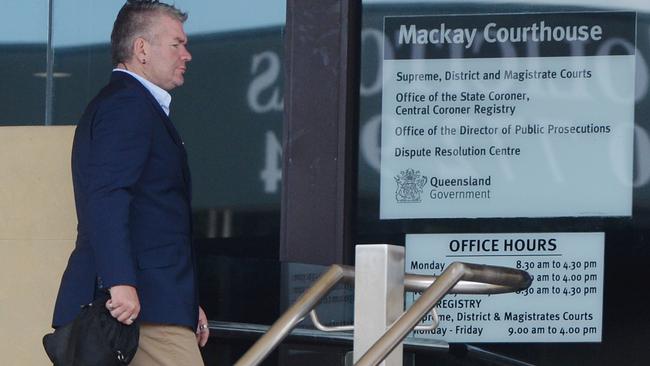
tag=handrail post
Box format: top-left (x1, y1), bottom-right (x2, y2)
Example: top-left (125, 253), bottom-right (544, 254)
top-left (353, 245), bottom-right (404, 366)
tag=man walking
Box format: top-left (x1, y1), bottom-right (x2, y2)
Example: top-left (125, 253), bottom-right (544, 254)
top-left (52, 1), bottom-right (208, 364)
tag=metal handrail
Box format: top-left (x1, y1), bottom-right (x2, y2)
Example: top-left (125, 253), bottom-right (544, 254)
top-left (209, 320), bottom-right (535, 365)
top-left (307, 272), bottom-right (524, 333)
top-left (405, 274), bottom-right (526, 294)
top-left (234, 264), bottom-right (355, 366)
top-left (208, 319), bottom-right (448, 351)
top-left (234, 262), bottom-right (531, 366)
top-left (309, 307), bottom-right (440, 333)
top-left (354, 262), bottom-right (532, 366)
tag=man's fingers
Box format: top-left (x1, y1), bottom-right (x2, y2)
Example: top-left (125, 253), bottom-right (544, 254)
top-left (196, 326), bottom-right (209, 347)
top-left (110, 308), bottom-right (123, 318)
top-left (116, 310), bottom-right (138, 324)
top-left (197, 306), bottom-right (209, 346)
top-left (106, 285), bottom-right (140, 325)
top-left (110, 303), bottom-right (137, 314)
top-left (106, 300), bottom-right (139, 324)
top-left (117, 311), bottom-right (131, 323)
top-left (199, 330), bottom-right (209, 347)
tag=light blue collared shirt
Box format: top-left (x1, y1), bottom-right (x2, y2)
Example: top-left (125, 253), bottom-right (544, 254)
top-left (113, 68), bottom-right (172, 116)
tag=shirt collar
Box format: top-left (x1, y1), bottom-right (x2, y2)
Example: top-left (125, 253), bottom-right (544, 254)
top-left (113, 68), bottom-right (172, 116)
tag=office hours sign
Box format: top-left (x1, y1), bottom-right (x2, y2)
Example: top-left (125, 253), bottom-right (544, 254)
top-left (406, 232), bottom-right (605, 343)
top-left (380, 12), bottom-right (636, 219)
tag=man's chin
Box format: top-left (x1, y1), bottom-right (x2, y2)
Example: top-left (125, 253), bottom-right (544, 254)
top-left (164, 79), bottom-right (184, 91)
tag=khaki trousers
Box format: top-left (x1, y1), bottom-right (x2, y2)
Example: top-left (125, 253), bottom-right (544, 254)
top-left (130, 323), bottom-right (204, 366)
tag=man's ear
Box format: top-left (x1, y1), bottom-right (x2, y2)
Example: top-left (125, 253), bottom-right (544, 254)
top-left (132, 37), bottom-right (148, 64)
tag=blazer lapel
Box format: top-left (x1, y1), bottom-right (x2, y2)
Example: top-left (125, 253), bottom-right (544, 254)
top-left (153, 104), bottom-right (192, 200)
top-left (155, 106), bottom-right (193, 199)
top-left (110, 71), bottom-right (193, 199)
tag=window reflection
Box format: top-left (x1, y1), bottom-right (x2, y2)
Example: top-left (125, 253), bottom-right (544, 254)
top-left (0, 0), bottom-right (47, 125)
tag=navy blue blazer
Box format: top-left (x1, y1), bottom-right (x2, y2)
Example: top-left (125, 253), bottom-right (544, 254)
top-left (53, 71), bottom-right (198, 328)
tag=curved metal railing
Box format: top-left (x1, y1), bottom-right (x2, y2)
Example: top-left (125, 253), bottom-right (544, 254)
top-left (234, 264), bottom-right (355, 366)
top-left (234, 262), bottom-right (531, 366)
top-left (355, 262), bottom-right (531, 366)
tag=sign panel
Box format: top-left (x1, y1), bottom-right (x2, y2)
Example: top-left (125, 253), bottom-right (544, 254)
top-left (405, 232), bottom-right (604, 343)
top-left (380, 12), bottom-right (636, 219)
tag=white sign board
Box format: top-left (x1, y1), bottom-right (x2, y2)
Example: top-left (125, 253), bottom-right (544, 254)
top-left (405, 232), bottom-right (604, 342)
top-left (380, 12), bottom-right (636, 219)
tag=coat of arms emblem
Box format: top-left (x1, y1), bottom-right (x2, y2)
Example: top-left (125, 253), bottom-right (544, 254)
top-left (395, 169), bottom-right (427, 203)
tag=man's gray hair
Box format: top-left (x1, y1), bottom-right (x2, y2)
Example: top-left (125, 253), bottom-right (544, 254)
top-left (111, 0), bottom-right (188, 66)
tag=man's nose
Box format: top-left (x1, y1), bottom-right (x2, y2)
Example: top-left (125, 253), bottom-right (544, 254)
top-left (182, 47), bottom-right (192, 62)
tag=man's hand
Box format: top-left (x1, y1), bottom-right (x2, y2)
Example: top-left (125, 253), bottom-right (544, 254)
top-left (196, 306), bottom-right (209, 347)
top-left (106, 285), bottom-right (140, 325)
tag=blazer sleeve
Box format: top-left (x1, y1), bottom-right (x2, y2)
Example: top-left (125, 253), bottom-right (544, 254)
top-left (85, 93), bottom-right (153, 289)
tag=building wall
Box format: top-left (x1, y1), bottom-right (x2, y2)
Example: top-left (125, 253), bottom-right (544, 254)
top-left (0, 126), bottom-right (76, 365)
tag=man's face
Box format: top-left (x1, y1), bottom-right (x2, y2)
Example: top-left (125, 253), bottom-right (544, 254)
top-left (144, 14), bottom-right (192, 91)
